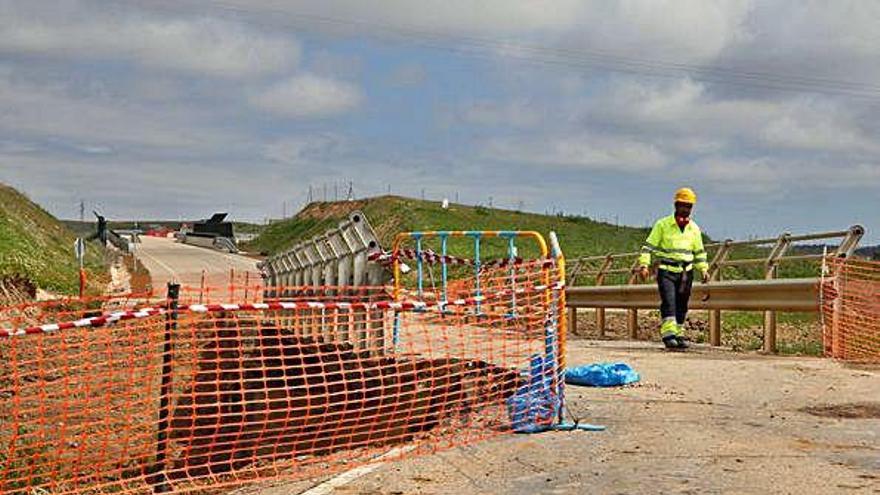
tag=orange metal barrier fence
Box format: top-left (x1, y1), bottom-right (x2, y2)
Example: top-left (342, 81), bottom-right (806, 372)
top-left (822, 258), bottom-right (880, 363)
top-left (0, 259), bottom-right (564, 494)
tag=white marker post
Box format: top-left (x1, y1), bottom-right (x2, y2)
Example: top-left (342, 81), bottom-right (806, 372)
top-left (74, 238), bottom-right (86, 299)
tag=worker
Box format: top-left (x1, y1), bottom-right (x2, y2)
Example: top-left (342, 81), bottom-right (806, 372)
top-left (635, 187), bottom-right (710, 350)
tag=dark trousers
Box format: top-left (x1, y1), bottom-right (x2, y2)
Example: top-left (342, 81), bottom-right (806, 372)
top-left (657, 269), bottom-right (694, 325)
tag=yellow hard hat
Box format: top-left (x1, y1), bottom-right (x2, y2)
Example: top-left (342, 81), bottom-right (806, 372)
top-left (674, 187), bottom-right (697, 204)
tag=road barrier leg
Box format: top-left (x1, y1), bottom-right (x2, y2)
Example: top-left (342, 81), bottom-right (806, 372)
top-left (627, 309), bottom-right (638, 339)
top-left (763, 310), bottom-right (777, 353)
top-left (709, 309), bottom-right (722, 346)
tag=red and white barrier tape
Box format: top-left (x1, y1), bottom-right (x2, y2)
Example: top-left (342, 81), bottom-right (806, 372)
top-left (369, 250), bottom-right (556, 269)
top-left (3, 307), bottom-right (165, 338)
top-left (4, 282), bottom-right (564, 338)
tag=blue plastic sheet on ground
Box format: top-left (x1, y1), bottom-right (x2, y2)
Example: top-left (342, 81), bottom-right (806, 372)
top-left (507, 354), bottom-right (559, 433)
top-left (565, 362), bottom-right (640, 387)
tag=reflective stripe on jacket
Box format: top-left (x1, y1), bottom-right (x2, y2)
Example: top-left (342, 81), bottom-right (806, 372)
top-left (638, 215), bottom-right (709, 274)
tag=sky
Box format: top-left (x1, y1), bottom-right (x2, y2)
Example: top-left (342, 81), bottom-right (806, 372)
top-left (0, 1), bottom-right (878, 243)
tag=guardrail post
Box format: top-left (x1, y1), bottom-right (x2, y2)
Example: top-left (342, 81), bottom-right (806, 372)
top-left (626, 309), bottom-right (638, 339)
top-left (762, 234), bottom-right (791, 353)
top-left (626, 259), bottom-right (639, 339)
top-left (708, 285), bottom-right (721, 345)
top-left (707, 241), bottom-right (732, 346)
top-left (594, 255), bottom-right (614, 338)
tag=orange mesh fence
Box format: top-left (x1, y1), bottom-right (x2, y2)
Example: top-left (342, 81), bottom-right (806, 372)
top-left (0, 261), bottom-right (564, 494)
top-left (176, 270), bottom-right (265, 305)
top-left (822, 258), bottom-right (880, 363)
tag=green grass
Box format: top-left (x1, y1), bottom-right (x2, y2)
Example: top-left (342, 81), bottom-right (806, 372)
top-left (0, 183), bottom-right (107, 295)
top-left (246, 196), bottom-right (651, 261)
top-left (716, 311), bottom-right (818, 329)
top-left (701, 311), bottom-right (822, 356)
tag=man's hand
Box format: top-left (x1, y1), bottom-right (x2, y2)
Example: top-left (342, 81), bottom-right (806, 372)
top-left (634, 265), bottom-right (650, 281)
top-left (701, 271), bottom-right (710, 284)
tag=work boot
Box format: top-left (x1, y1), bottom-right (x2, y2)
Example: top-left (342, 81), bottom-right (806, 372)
top-left (662, 335), bottom-right (679, 350)
top-left (674, 336), bottom-right (690, 349)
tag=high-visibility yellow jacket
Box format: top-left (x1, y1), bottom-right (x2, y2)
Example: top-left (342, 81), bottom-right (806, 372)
top-left (638, 215), bottom-right (709, 274)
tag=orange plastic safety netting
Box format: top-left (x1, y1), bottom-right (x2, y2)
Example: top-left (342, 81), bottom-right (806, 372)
top-left (0, 260), bottom-right (565, 494)
top-left (822, 258), bottom-right (880, 363)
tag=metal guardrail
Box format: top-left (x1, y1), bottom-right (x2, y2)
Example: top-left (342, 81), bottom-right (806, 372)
top-left (259, 211), bottom-right (388, 288)
top-left (566, 225), bottom-right (865, 352)
top-left (213, 237), bottom-right (239, 254)
top-left (181, 234), bottom-right (239, 253)
top-left (567, 278), bottom-right (819, 312)
top-left (107, 230), bottom-right (132, 253)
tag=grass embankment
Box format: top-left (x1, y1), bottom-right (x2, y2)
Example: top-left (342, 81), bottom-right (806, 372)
top-left (248, 196), bottom-right (827, 280)
top-left (0, 183), bottom-right (107, 296)
top-left (247, 196), bottom-right (649, 260)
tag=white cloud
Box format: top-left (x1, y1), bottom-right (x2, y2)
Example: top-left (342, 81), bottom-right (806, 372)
top-left (0, 68), bottom-right (242, 152)
top-left (460, 100), bottom-right (542, 128)
top-left (559, 0), bottom-right (753, 64)
top-left (591, 78), bottom-right (779, 133)
top-left (760, 103), bottom-right (880, 154)
top-left (74, 144), bottom-right (113, 155)
top-left (582, 77), bottom-right (880, 156)
top-left (694, 157), bottom-right (880, 194)
top-left (175, 0), bottom-right (586, 35)
top-left (724, 1), bottom-right (880, 83)
top-left (0, 1), bottom-right (300, 78)
top-left (77, 1), bottom-right (880, 93)
top-left (250, 74), bottom-right (363, 118)
top-left (486, 134), bottom-right (668, 171)
top-left (262, 135), bottom-right (348, 165)
top-left (388, 63), bottom-right (428, 87)
top-left (151, 1), bottom-right (756, 67)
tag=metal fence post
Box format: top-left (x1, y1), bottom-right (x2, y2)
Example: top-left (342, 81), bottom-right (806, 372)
top-left (707, 241), bottom-right (732, 346)
top-left (149, 282), bottom-right (179, 493)
top-left (626, 259), bottom-right (640, 339)
top-left (763, 234), bottom-right (791, 353)
top-left (594, 255), bottom-right (614, 338)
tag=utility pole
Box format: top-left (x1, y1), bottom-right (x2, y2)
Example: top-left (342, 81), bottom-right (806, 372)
top-left (334, 183), bottom-right (339, 201)
top-left (79, 200), bottom-right (85, 223)
top-left (488, 196), bottom-right (493, 208)
top-left (308, 185), bottom-right (314, 203)
top-left (347, 181), bottom-right (354, 201)
top-left (323, 183), bottom-right (327, 202)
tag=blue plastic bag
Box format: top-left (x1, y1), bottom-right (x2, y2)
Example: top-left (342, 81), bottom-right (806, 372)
top-left (565, 362), bottom-right (640, 387)
top-left (507, 354), bottom-right (560, 433)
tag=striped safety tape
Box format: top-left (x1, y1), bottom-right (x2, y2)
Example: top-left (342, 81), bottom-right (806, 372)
top-left (369, 250), bottom-right (556, 269)
top-left (4, 282), bottom-right (565, 338)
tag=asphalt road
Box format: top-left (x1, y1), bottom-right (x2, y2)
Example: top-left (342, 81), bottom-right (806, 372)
top-left (133, 236), bottom-right (259, 298)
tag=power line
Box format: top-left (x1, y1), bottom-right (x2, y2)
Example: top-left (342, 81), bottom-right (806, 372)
top-left (152, 0), bottom-right (880, 100)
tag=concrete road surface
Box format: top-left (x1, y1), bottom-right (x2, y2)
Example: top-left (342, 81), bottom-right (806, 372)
top-left (134, 236), bottom-right (259, 297)
top-left (257, 340), bottom-right (879, 495)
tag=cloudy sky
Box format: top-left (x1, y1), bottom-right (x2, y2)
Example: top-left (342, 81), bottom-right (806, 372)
top-left (1, 1), bottom-right (878, 242)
